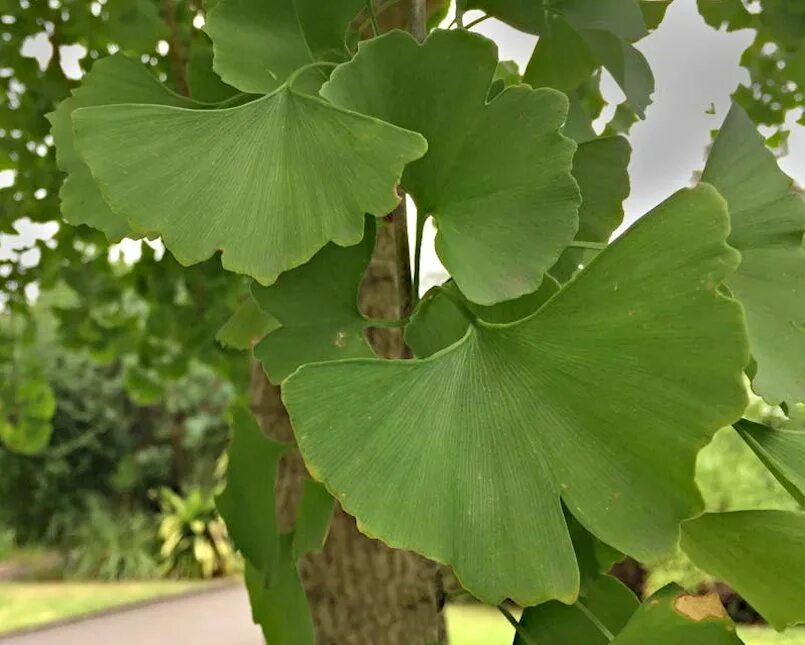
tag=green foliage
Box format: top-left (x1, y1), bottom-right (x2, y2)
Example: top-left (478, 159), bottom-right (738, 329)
top-left (698, 0), bottom-right (805, 146)
top-left (157, 487), bottom-right (236, 579)
top-left (26, 0), bottom-right (805, 640)
top-left (682, 511), bottom-right (805, 630)
top-left (62, 496), bottom-right (160, 581)
top-left (322, 29), bottom-right (580, 304)
top-left (283, 185), bottom-right (749, 605)
top-left (216, 409), bottom-right (333, 642)
top-left (701, 104), bottom-right (805, 404)
top-left (72, 81), bottom-right (425, 285)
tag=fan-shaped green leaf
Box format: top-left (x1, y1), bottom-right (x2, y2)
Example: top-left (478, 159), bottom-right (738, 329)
top-left (252, 220), bottom-right (375, 383)
top-left (612, 584), bottom-right (742, 644)
top-left (404, 277), bottom-right (559, 358)
top-left (681, 510), bottom-right (805, 630)
top-left (322, 29), bottom-right (580, 305)
top-left (735, 419), bottom-right (805, 507)
top-left (72, 87), bottom-right (426, 285)
top-left (205, 0), bottom-right (364, 94)
top-left (48, 55), bottom-right (202, 241)
top-left (552, 136), bottom-right (631, 282)
top-left (283, 184), bottom-right (749, 605)
top-left (702, 104), bottom-right (805, 404)
top-left (472, 0), bottom-right (654, 116)
top-left (515, 575), bottom-right (638, 645)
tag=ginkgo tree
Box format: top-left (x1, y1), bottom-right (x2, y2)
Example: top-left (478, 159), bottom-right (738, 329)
top-left (46, 0), bottom-right (805, 642)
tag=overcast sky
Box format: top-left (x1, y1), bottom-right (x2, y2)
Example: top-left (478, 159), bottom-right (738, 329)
top-left (2, 1), bottom-right (804, 293)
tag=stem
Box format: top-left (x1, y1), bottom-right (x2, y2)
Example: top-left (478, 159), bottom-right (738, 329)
top-left (454, 0), bottom-right (465, 28)
top-left (365, 0), bottom-right (380, 36)
top-left (410, 0), bottom-right (427, 41)
top-left (286, 61), bottom-right (339, 91)
top-left (497, 605), bottom-right (536, 645)
top-left (356, 0), bottom-right (406, 35)
top-left (576, 601), bottom-right (615, 641)
top-left (391, 201), bottom-right (414, 324)
top-left (568, 240), bottom-right (607, 251)
top-left (161, 0), bottom-right (189, 96)
top-left (412, 212), bottom-right (426, 304)
top-left (463, 14), bottom-right (491, 30)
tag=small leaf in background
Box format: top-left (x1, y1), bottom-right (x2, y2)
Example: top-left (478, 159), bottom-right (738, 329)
top-left (0, 378), bottom-right (55, 456)
top-left (215, 407), bottom-right (289, 572)
top-left (217, 409), bottom-right (334, 645)
top-left (515, 575), bottom-right (638, 645)
top-left (702, 103), bottom-right (805, 404)
top-left (284, 185), bottom-right (748, 605)
top-left (47, 55), bottom-right (204, 241)
top-left (322, 29), bottom-right (579, 305)
top-left (404, 277), bottom-right (559, 358)
top-left (216, 295), bottom-right (280, 351)
top-left (551, 136), bottom-right (631, 282)
top-left (682, 510), bottom-right (805, 630)
top-left (72, 87), bottom-right (426, 285)
top-left (204, 0), bottom-right (364, 94)
top-left (612, 584), bottom-right (742, 644)
top-left (735, 418), bottom-right (805, 507)
top-left (252, 221), bottom-right (376, 383)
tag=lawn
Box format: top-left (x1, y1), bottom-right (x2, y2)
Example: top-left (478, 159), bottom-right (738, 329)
top-left (0, 583), bottom-right (802, 642)
top-left (0, 581), bottom-right (205, 635)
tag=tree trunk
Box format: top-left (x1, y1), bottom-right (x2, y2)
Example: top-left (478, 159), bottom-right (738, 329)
top-left (249, 212), bottom-right (446, 644)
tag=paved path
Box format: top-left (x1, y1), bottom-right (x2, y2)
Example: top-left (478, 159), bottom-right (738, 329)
top-left (0, 585), bottom-right (264, 645)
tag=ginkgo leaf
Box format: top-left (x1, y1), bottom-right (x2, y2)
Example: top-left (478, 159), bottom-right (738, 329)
top-left (204, 0), bottom-right (364, 94)
top-left (734, 419), bottom-right (805, 506)
top-left (404, 277), bottom-right (559, 358)
top-left (681, 510), bottom-right (805, 630)
top-left (283, 184), bottom-right (749, 605)
top-left (702, 103), bottom-right (805, 404)
top-left (322, 29), bottom-right (580, 305)
top-left (216, 295), bottom-right (279, 351)
top-left (612, 584), bottom-right (742, 644)
top-left (552, 136), bottom-right (631, 282)
top-left (72, 87), bottom-right (426, 285)
top-left (47, 55), bottom-right (203, 241)
top-left (215, 407), bottom-right (289, 573)
top-left (515, 575), bottom-right (638, 645)
top-left (471, 0), bottom-right (654, 116)
top-left (252, 221), bottom-right (376, 383)
top-left (217, 409), bottom-right (332, 645)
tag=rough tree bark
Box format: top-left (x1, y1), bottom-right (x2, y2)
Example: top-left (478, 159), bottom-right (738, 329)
top-left (249, 211), bottom-right (446, 644)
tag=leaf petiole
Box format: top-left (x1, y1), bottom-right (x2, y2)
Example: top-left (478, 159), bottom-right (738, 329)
top-left (286, 61), bottom-right (340, 92)
top-left (575, 600), bottom-right (615, 641)
top-left (568, 240), bottom-right (608, 251)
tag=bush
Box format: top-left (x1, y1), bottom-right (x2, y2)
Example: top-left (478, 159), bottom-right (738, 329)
top-left (157, 488), bottom-right (237, 579)
top-left (62, 496), bottom-right (160, 581)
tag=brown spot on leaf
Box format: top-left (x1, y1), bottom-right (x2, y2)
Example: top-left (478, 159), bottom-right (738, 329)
top-left (334, 330), bottom-right (348, 348)
top-left (673, 592), bottom-right (728, 622)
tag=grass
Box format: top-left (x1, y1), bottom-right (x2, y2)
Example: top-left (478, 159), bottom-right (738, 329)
top-left (0, 580), bottom-right (206, 635)
top-left (0, 583), bottom-right (802, 642)
top-left (445, 604), bottom-right (805, 645)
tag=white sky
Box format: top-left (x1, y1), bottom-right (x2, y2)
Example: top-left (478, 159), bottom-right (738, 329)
top-left (2, 2), bottom-right (804, 293)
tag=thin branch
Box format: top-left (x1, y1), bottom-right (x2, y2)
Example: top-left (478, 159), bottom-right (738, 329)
top-left (497, 605), bottom-right (536, 645)
top-left (575, 600), bottom-right (615, 641)
top-left (161, 0), bottom-right (189, 96)
top-left (463, 13), bottom-right (491, 30)
top-left (365, 0), bottom-right (380, 36)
